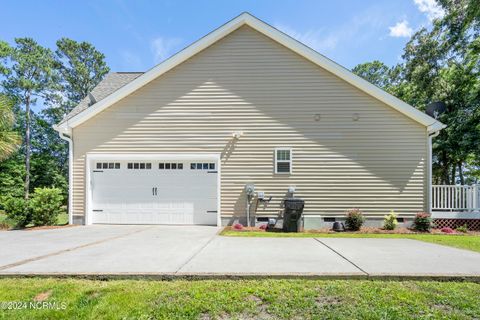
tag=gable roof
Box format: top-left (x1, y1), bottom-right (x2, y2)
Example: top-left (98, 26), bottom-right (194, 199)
top-left (61, 72), bottom-right (143, 122)
top-left (54, 12), bottom-right (445, 134)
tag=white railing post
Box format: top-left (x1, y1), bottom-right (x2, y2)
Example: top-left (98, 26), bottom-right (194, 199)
top-left (473, 184), bottom-right (478, 211)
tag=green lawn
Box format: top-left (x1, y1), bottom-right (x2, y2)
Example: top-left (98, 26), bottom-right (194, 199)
top-left (221, 230), bottom-right (480, 253)
top-left (0, 278), bottom-right (479, 319)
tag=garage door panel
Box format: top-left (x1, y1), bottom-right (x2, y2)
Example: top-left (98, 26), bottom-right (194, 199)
top-left (90, 159), bottom-right (217, 225)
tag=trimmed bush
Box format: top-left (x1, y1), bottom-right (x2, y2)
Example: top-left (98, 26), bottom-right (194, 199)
top-left (383, 211), bottom-right (398, 230)
top-left (3, 197), bottom-right (31, 228)
top-left (345, 208), bottom-right (365, 231)
top-left (456, 224), bottom-right (468, 233)
top-left (232, 223), bottom-right (244, 230)
top-left (441, 227), bottom-right (454, 234)
top-left (30, 187), bottom-right (64, 226)
top-left (413, 212), bottom-right (432, 232)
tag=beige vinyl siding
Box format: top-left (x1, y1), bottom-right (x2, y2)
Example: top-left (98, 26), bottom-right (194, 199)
top-left (72, 25), bottom-right (428, 221)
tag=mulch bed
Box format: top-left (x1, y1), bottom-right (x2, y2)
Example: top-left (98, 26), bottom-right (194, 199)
top-left (224, 226), bottom-right (480, 235)
top-left (24, 224), bottom-right (78, 231)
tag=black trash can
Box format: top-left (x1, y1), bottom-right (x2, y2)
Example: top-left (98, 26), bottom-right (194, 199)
top-left (283, 198), bottom-right (304, 232)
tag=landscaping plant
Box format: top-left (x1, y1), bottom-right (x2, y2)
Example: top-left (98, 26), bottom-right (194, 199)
top-left (232, 223), bottom-right (244, 230)
top-left (441, 227), bottom-right (454, 234)
top-left (456, 224), bottom-right (468, 233)
top-left (413, 212), bottom-right (432, 232)
top-left (30, 187), bottom-right (64, 226)
top-left (2, 196), bottom-right (31, 228)
top-left (383, 210), bottom-right (398, 230)
top-left (344, 208), bottom-right (365, 231)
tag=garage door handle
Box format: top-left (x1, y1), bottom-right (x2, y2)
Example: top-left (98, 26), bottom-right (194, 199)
top-left (152, 187), bottom-right (157, 196)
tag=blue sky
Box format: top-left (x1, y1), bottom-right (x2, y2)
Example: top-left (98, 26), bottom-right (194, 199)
top-left (1, 0), bottom-right (443, 72)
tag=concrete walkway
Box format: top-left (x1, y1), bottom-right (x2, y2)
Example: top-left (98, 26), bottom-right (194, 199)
top-left (1, 225), bottom-right (480, 278)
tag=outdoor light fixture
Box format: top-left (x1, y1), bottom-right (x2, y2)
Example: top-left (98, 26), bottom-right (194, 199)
top-left (352, 113), bottom-right (360, 121)
top-left (232, 131), bottom-right (243, 139)
top-left (314, 113), bottom-right (321, 121)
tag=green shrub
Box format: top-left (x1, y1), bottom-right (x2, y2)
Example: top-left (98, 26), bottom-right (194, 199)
top-left (456, 224), bottom-right (468, 233)
top-left (3, 197), bottom-right (31, 228)
top-left (30, 187), bottom-right (64, 226)
top-left (413, 212), bottom-right (432, 232)
top-left (345, 208), bottom-right (365, 231)
top-left (383, 211), bottom-right (398, 230)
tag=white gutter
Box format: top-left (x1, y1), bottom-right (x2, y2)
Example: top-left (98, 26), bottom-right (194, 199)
top-left (58, 130), bottom-right (73, 225)
top-left (427, 130), bottom-right (441, 213)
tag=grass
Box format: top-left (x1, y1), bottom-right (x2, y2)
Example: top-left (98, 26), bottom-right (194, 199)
top-left (0, 278), bottom-right (479, 319)
top-left (221, 229), bottom-right (480, 253)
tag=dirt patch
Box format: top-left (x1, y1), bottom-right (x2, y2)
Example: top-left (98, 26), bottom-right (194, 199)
top-left (432, 303), bottom-right (453, 313)
top-left (315, 296), bottom-right (343, 308)
top-left (34, 290), bottom-right (52, 302)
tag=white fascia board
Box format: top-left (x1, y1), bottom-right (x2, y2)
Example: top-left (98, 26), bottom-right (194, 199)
top-left (427, 121), bottom-right (447, 134)
top-left (54, 12), bottom-right (445, 133)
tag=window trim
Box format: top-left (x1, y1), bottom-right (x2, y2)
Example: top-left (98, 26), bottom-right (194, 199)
top-left (274, 147), bottom-right (292, 174)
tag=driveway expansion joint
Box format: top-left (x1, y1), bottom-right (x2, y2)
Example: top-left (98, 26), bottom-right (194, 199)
top-left (314, 238), bottom-right (369, 276)
top-left (175, 234), bottom-right (217, 274)
top-left (0, 227), bottom-right (153, 271)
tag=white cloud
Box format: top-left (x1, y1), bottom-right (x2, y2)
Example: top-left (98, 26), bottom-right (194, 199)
top-left (413, 0), bottom-right (445, 21)
top-left (274, 24), bottom-right (338, 52)
top-left (150, 37), bottom-right (183, 63)
top-left (389, 20), bottom-right (413, 37)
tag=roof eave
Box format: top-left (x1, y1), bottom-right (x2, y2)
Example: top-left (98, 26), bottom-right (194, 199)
top-left (57, 12), bottom-right (441, 130)
top-left (427, 121), bottom-right (447, 134)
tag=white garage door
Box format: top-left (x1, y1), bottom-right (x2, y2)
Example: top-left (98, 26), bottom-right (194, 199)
top-left (90, 159), bottom-right (218, 225)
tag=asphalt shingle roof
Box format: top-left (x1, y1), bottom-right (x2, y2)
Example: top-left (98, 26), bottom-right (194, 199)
top-left (59, 72), bottom-right (143, 124)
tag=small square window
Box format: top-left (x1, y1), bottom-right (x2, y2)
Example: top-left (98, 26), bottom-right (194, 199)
top-left (146, 163), bottom-right (151, 169)
top-left (209, 163), bottom-right (215, 170)
top-left (96, 163), bottom-right (102, 169)
top-left (102, 163), bottom-right (108, 169)
top-left (165, 163), bottom-right (171, 169)
top-left (159, 163), bottom-right (165, 169)
top-left (178, 163), bottom-right (183, 170)
top-left (140, 163), bottom-right (145, 169)
top-left (196, 163), bottom-right (202, 169)
top-left (191, 163), bottom-right (196, 169)
top-left (134, 163), bottom-right (139, 169)
top-left (172, 163), bottom-right (177, 169)
top-left (115, 163), bottom-right (120, 169)
top-left (109, 163), bottom-right (114, 169)
top-left (202, 163), bottom-right (208, 170)
top-left (128, 163), bottom-right (133, 169)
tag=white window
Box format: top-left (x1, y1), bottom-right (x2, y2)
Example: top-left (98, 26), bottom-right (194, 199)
top-left (275, 148), bottom-right (292, 174)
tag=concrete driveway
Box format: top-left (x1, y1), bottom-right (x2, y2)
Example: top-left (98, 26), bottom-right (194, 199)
top-left (1, 225), bottom-right (480, 277)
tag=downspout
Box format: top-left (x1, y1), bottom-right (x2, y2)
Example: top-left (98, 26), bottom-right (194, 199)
top-left (428, 130), bottom-right (441, 213)
top-left (58, 131), bottom-right (73, 225)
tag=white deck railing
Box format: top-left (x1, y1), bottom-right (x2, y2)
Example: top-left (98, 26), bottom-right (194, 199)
top-left (432, 185), bottom-right (480, 212)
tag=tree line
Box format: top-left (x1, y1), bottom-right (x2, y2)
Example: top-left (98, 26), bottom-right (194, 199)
top-left (0, 0), bottom-right (478, 211)
top-left (352, 0), bottom-right (479, 185)
top-left (0, 38), bottom-right (109, 205)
